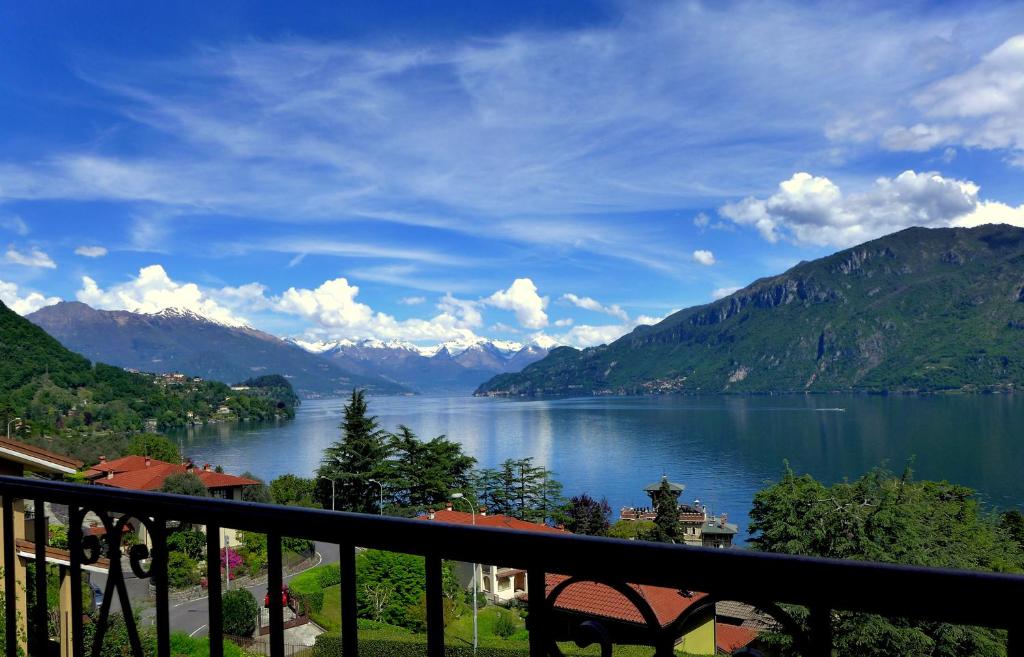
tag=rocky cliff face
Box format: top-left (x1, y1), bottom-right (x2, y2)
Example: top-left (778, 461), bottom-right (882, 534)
top-left (477, 225), bottom-right (1024, 397)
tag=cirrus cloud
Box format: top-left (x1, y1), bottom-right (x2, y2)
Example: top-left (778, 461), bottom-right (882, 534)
top-left (5, 246), bottom-right (56, 269)
top-left (75, 245), bottom-right (108, 258)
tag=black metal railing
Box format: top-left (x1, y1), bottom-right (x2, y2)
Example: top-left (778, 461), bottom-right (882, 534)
top-left (1, 475), bottom-right (1022, 657)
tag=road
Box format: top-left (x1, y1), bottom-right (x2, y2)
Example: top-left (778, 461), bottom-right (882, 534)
top-left (94, 541), bottom-right (340, 637)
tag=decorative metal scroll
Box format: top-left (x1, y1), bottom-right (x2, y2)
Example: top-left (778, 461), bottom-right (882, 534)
top-left (541, 576), bottom-right (817, 657)
top-left (71, 506), bottom-right (165, 657)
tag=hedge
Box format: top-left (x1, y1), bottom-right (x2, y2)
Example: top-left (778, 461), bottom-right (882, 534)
top-left (289, 563), bottom-right (341, 614)
top-left (312, 635), bottom-right (531, 657)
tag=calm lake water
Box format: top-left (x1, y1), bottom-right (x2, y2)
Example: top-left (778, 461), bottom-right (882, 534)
top-left (169, 394), bottom-right (1024, 543)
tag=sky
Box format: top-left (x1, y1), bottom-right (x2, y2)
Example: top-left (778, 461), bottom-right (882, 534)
top-left (2, 1), bottom-right (1024, 348)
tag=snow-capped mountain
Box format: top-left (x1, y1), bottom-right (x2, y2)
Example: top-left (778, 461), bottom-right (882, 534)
top-left (291, 335), bottom-right (557, 393)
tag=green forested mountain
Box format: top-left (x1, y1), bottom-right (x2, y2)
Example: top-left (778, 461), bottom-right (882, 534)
top-left (477, 224), bottom-right (1024, 397)
top-left (0, 300), bottom-right (295, 444)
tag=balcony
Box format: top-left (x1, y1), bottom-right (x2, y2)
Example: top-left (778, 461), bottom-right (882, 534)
top-left (1, 475), bottom-right (1022, 657)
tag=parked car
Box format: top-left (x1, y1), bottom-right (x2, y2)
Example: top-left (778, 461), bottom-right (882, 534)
top-left (264, 584), bottom-right (290, 609)
top-left (91, 583), bottom-right (104, 612)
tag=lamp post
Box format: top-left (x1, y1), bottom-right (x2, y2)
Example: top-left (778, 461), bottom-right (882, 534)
top-left (224, 533), bottom-right (230, 591)
top-left (6, 417), bottom-right (21, 440)
top-left (368, 479), bottom-right (384, 516)
top-left (318, 476), bottom-right (337, 512)
top-left (451, 492), bottom-right (477, 655)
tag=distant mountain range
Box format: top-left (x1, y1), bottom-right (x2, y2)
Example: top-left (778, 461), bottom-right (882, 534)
top-left (477, 225), bottom-right (1024, 397)
top-left (27, 302), bottom-right (408, 397)
top-left (292, 335), bottom-right (555, 392)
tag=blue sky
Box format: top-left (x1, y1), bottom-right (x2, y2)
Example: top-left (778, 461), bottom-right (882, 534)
top-left (2, 1), bottom-right (1024, 347)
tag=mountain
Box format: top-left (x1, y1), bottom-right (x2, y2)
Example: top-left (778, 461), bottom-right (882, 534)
top-left (294, 336), bottom-right (552, 393)
top-left (476, 225), bottom-right (1024, 397)
top-left (27, 302), bottom-right (408, 397)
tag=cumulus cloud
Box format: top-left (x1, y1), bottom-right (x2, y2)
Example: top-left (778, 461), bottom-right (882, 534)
top-left (485, 278), bottom-right (548, 329)
top-left (692, 250), bottom-right (716, 266)
top-left (5, 246), bottom-right (56, 269)
top-left (75, 245), bottom-right (108, 258)
top-left (883, 35), bottom-right (1024, 161)
top-left (559, 293), bottom-right (628, 321)
top-left (77, 264), bottom-right (248, 326)
top-left (0, 216), bottom-right (29, 235)
top-left (0, 280), bottom-right (60, 315)
top-left (717, 170), bottom-right (1011, 247)
top-left (553, 318), bottom-right (574, 327)
top-left (554, 312), bottom-right (671, 349)
top-left (712, 286), bottom-right (741, 300)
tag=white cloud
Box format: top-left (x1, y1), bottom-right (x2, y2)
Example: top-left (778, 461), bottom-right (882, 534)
top-left (553, 318), bottom-right (574, 327)
top-left (0, 280), bottom-right (60, 315)
top-left (399, 296), bottom-right (426, 306)
top-left (559, 293), bottom-right (628, 321)
top-left (712, 286), bottom-right (741, 300)
top-left (77, 264), bottom-right (248, 326)
top-left (693, 213), bottom-right (710, 229)
top-left (554, 311), bottom-right (671, 349)
top-left (882, 35), bottom-right (1024, 161)
top-left (75, 245), bottom-right (108, 258)
top-left (486, 278), bottom-right (548, 329)
top-left (718, 170), bottom-right (1002, 247)
top-left (0, 216), bottom-right (29, 235)
top-left (692, 250), bottom-right (716, 266)
top-left (5, 246), bottom-right (56, 269)
top-left (953, 200), bottom-right (1024, 228)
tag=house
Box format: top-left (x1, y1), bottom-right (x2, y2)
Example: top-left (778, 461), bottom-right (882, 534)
top-left (84, 455), bottom-right (258, 547)
top-left (620, 476), bottom-right (739, 548)
top-left (0, 437), bottom-right (109, 657)
top-left (419, 505), bottom-right (568, 603)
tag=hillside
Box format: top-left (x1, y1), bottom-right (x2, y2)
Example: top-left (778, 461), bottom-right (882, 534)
top-left (476, 225), bottom-right (1024, 397)
top-left (0, 300), bottom-right (296, 440)
top-left (27, 302), bottom-right (408, 397)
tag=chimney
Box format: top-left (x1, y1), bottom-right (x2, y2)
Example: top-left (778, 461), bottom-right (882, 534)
top-left (185, 461), bottom-right (194, 473)
top-left (445, 502), bottom-right (453, 511)
top-left (98, 455), bottom-right (106, 464)
top-left (479, 506), bottom-right (487, 517)
top-left (106, 469), bottom-right (113, 480)
top-left (203, 463), bottom-right (211, 472)
top-left (145, 456), bottom-right (151, 467)
top-left (428, 508), bottom-right (435, 520)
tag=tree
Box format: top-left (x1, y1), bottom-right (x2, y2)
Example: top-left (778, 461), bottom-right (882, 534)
top-left (472, 458), bottom-right (565, 523)
top-left (316, 390), bottom-right (391, 513)
top-left (221, 589), bottom-right (258, 637)
top-left (388, 426), bottom-right (476, 512)
top-left (239, 471), bottom-right (272, 503)
top-left (161, 472), bottom-right (208, 497)
top-left (749, 464), bottom-right (1024, 657)
top-left (125, 434), bottom-right (180, 463)
top-left (167, 529), bottom-right (206, 560)
top-left (646, 479), bottom-right (680, 544)
top-left (563, 493), bottom-right (611, 535)
top-left (269, 473), bottom-right (316, 507)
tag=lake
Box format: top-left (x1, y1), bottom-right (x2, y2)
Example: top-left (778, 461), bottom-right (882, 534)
top-left (169, 394), bottom-right (1024, 542)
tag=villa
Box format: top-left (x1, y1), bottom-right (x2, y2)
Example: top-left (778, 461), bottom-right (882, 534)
top-left (620, 476), bottom-right (739, 548)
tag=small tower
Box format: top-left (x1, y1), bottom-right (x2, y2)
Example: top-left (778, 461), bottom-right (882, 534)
top-left (643, 475), bottom-right (685, 505)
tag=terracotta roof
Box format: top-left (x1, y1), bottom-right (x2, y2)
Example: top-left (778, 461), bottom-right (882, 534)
top-left (420, 509), bottom-right (569, 534)
top-left (91, 458), bottom-right (258, 491)
top-left (0, 438), bottom-right (82, 473)
top-left (715, 623), bottom-right (759, 653)
top-left (85, 455), bottom-right (151, 478)
top-left (16, 538), bottom-right (110, 572)
top-left (544, 574), bottom-right (707, 627)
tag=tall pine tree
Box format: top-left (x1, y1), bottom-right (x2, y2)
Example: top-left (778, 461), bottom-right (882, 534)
top-left (316, 390), bottom-right (391, 513)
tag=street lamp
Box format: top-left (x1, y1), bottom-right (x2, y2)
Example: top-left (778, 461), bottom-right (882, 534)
top-left (451, 492), bottom-right (477, 655)
top-left (318, 476), bottom-right (337, 512)
top-left (6, 417), bottom-right (21, 440)
top-left (368, 479), bottom-right (384, 516)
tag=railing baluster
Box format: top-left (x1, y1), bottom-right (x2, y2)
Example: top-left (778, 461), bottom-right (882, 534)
top-left (340, 542), bottom-right (358, 657)
top-left (68, 507), bottom-right (83, 657)
top-left (1009, 629), bottom-right (1022, 657)
top-left (33, 498), bottom-right (48, 655)
top-left (425, 554), bottom-right (444, 657)
top-left (808, 605), bottom-right (832, 657)
top-left (151, 520), bottom-right (170, 657)
top-left (267, 532), bottom-right (284, 657)
top-left (527, 567), bottom-right (546, 657)
top-left (206, 524), bottom-right (223, 657)
top-left (3, 496), bottom-right (18, 657)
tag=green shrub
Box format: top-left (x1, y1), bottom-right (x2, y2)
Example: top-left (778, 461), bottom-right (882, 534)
top-left (312, 635), bottom-right (531, 657)
top-left (316, 563), bottom-right (341, 588)
top-left (283, 535), bottom-right (314, 555)
top-left (167, 552), bottom-right (199, 589)
top-left (493, 610), bottom-right (517, 638)
top-left (221, 589), bottom-right (258, 638)
top-left (167, 529), bottom-right (206, 560)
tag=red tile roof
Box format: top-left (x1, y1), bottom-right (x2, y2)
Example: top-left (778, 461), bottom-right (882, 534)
top-left (90, 457), bottom-right (258, 491)
top-left (0, 437), bottom-right (82, 472)
top-left (420, 509), bottom-right (569, 534)
top-left (715, 623), bottom-right (759, 653)
top-left (544, 574), bottom-right (708, 627)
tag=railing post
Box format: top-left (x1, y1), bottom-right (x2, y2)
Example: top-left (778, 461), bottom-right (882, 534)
top-left (809, 605), bottom-right (832, 657)
top-left (268, 532), bottom-right (285, 657)
top-left (152, 520), bottom-right (171, 657)
top-left (1010, 629), bottom-right (1022, 657)
top-left (206, 524), bottom-right (223, 657)
top-left (527, 567), bottom-right (546, 657)
top-left (3, 495), bottom-right (18, 657)
top-left (68, 507), bottom-right (83, 657)
top-left (33, 498), bottom-right (48, 656)
top-left (425, 554), bottom-right (445, 657)
top-left (340, 543), bottom-right (358, 657)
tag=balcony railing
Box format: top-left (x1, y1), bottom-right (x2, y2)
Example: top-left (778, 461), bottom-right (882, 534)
top-left (1, 475), bottom-right (1022, 657)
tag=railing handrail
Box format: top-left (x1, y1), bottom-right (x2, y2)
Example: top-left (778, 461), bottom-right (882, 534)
top-left (2, 475), bottom-right (1022, 631)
